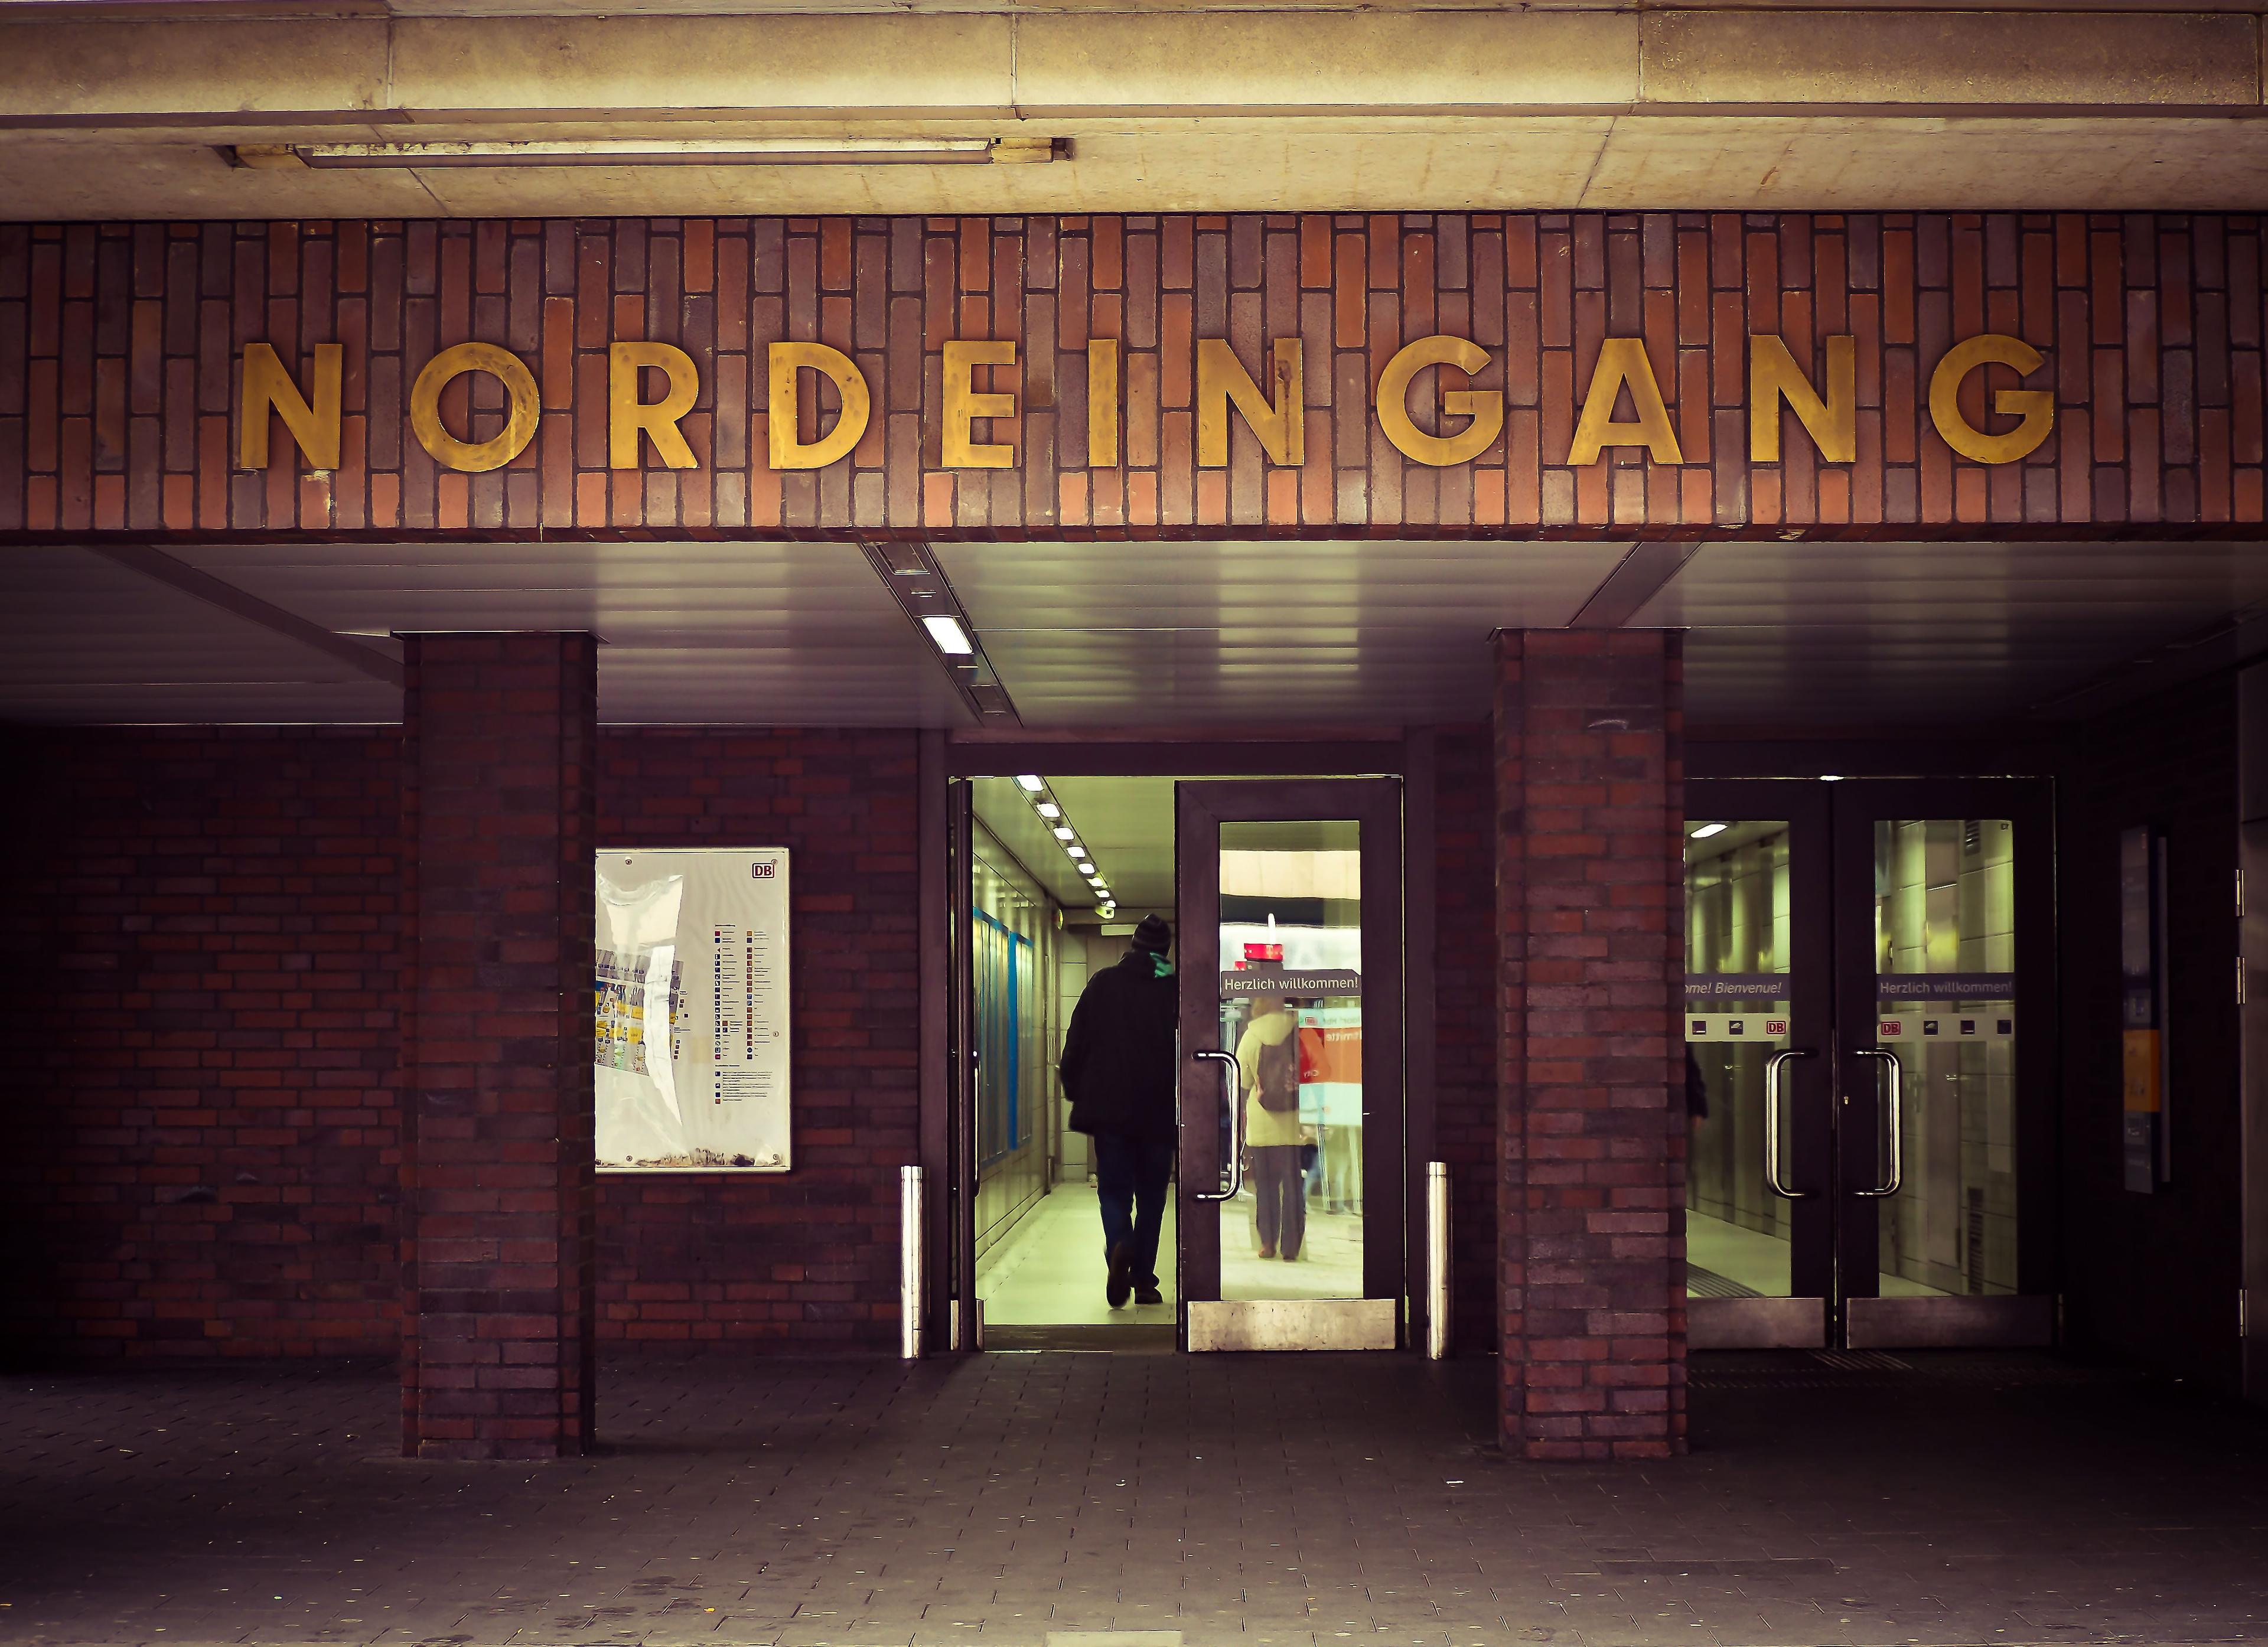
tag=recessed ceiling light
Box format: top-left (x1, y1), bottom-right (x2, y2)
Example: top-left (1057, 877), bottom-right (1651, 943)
top-left (1053, 827), bottom-right (1075, 840)
top-left (265, 136), bottom-right (1058, 169)
top-left (1035, 803), bottom-right (1061, 818)
top-left (1688, 822), bottom-right (1727, 839)
top-left (1069, 846), bottom-right (1088, 859)
top-left (921, 614), bottom-right (973, 655)
top-left (1015, 774), bottom-right (1044, 792)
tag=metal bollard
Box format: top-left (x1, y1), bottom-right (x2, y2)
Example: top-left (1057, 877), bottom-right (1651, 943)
top-left (900, 1165), bottom-right (924, 1361)
top-left (1426, 1160), bottom-right (1451, 1361)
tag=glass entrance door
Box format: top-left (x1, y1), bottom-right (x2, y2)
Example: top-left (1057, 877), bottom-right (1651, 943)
top-left (1175, 779), bottom-right (1403, 1351)
top-left (1686, 779), bottom-right (2054, 1351)
top-left (1684, 784), bottom-right (1833, 1348)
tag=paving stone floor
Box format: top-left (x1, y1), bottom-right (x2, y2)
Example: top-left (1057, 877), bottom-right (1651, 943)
top-left (1, 1348), bottom-right (2264, 1647)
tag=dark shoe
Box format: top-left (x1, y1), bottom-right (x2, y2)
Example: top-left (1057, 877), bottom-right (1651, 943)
top-left (1135, 1284), bottom-right (1164, 1306)
top-left (1106, 1241), bottom-right (1132, 1309)
top-left (1257, 1244), bottom-right (1275, 1260)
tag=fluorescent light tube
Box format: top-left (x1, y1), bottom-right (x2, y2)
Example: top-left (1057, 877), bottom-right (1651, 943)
top-left (1016, 775), bottom-right (1044, 792)
top-left (1035, 803), bottom-right (1061, 818)
top-left (922, 615), bottom-right (973, 655)
top-left (1688, 822), bottom-right (1728, 839)
top-left (275, 137), bottom-right (1057, 170)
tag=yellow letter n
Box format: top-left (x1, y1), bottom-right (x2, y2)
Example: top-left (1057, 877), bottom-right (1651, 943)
top-left (238, 342), bottom-right (342, 471)
top-left (1197, 338), bottom-right (1303, 467)
top-left (1749, 334), bottom-right (1855, 463)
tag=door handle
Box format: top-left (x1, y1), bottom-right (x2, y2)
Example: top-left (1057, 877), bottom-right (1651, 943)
top-left (1764, 1047), bottom-right (1815, 1199)
top-left (1852, 1046), bottom-right (1904, 1198)
top-left (1191, 1049), bottom-right (1243, 1202)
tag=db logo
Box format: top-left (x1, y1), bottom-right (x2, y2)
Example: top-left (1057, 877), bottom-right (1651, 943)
top-left (750, 862), bottom-right (777, 880)
top-left (1878, 1019), bottom-right (1905, 1037)
top-left (1765, 1020), bottom-right (1789, 1036)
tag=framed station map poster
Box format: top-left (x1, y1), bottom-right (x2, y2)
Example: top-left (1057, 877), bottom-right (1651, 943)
top-left (595, 848), bottom-right (791, 1173)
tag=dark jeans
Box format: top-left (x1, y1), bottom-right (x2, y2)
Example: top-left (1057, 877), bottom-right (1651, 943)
top-left (1091, 1132), bottom-right (1174, 1288)
top-left (1250, 1143), bottom-right (1306, 1259)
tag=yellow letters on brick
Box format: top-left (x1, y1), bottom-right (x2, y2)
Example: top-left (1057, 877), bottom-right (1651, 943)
top-left (238, 342), bottom-right (342, 471)
top-left (1929, 333), bottom-right (2054, 464)
top-left (609, 341), bottom-right (700, 470)
top-left (767, 342), bottom-right (871, 471)
top-left (1197, 338), bottom-right (1304, 467)
top-left (1376, 335), bottom-right (1503, 468)
top-left (408, 342), bottom-right (540, 474)
top-left (1566, 338), bottom-right (1682, 467)
top-left (943, 340), bottom-right (1018, 469)
top-left (1749, 334), bottom-right (1856, 464)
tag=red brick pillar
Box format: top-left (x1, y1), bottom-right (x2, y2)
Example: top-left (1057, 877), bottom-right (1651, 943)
top-left (1495, 630), bottom-right (1686, 1460)
top-left (400, 633), bottom-right (598, 1460)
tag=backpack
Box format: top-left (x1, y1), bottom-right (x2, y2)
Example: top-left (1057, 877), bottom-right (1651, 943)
top-left (1254, 1028), bottom-right (1301, 1113)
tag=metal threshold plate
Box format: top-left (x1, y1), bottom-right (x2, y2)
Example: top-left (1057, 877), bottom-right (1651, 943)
top-left (1187, 1297), bottom-right (1397, 1351)
top-left (985, 1323), bottom-right (1176, 1354)
top-left (1689, 1295), bottom-right (1828, 1350)
top-left (1845, 1294), bottom-right (2054, 1348)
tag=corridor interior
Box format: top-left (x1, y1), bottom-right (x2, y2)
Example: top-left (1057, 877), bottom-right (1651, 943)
top-left (968, 772), bottom-right (1368, 1335)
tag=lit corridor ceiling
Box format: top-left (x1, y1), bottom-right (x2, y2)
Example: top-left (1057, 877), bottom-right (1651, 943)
top-left (4, 536), bottom-right (2266, 731)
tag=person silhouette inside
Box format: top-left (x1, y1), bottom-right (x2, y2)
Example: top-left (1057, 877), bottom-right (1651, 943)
top-left (1060, 914), bottom-right (1178, 1308)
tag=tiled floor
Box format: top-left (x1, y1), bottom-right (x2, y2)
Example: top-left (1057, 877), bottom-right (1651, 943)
top-left (2, 1349), bottom-right (2265, 1647)
top-left (979, 1183), bottom-right (1367, 1329)
top-left (980, 1185), bottom-right (1181, 1326)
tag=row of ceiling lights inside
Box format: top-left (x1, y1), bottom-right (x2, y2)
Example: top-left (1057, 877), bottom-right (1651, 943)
top-left (1012, 774), bottom-right (1115, 919)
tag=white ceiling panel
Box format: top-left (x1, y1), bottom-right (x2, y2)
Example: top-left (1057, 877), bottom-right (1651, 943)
top-left (0, 546), bottom-right (399, 725)
top-left (16, 534), bottom-right (2268, 733)
top-left (937, 538), bottom-right (1628, 727)
top-left (1634, 539), bottom-right (2268, 725)
top-left (1046, 774), bottom-right (1178, 913)
top-left (175, 539), bottom-right (971, 728)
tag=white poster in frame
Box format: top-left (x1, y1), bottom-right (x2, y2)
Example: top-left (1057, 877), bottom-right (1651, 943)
top-left (595, 847), bottom-right (791, 1173)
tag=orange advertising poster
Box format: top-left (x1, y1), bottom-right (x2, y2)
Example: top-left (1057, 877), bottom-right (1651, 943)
top-left (1299, 1023), bottom-right (1363, 1085)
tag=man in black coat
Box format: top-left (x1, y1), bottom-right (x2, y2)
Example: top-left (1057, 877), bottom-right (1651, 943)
top-left (1059, 913), bottom-right (1177, 1309)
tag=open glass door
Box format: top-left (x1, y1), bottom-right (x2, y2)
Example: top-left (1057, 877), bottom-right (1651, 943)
top-left (1177, 779), bottom-right (1403, 1351)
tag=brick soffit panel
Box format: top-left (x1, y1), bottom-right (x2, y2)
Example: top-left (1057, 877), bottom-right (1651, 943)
top-left (0, 212), bottom-right (2259, 538)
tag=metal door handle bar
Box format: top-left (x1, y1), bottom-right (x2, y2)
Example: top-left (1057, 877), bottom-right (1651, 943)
top-left (1764, 1047), bottom-right (1816, 1199)
top-left (1852, 1046), bottom-right (1904, 1198)
top-left (1192, 1049), bottom-right (1243, 1202)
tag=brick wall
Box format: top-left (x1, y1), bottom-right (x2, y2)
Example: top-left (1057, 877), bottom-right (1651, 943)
top-left (0, 726), bottom-right (404, 1363)
top-left (2, 721), bottom-right (922, 1363)
top-left (4, 214), bottom-right (2263, 537)
top-left (595, 729), bottom-right (921, 1352)
top-left (1495, 631), bottom-right (1686, 1460)
top-left (1432, 723), bottom-right (1501, 1352)
top-left (2055, 673), bottom-right (2244, 1391)
top-left (402, 633), bottom-right (598, 1459)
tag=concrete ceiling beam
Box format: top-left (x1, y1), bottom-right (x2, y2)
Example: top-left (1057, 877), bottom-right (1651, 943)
top-left (2, 7), bottom-right (2267, 214)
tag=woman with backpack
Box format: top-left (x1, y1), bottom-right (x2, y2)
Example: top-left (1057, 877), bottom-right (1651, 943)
top-left (1234, 993), bottom-right (1310, 1261)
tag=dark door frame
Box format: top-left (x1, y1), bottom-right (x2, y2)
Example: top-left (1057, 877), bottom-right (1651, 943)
top-left (1830, 778), bottom-right (2058, 1347)
top-left (1683, 774), bottom-right (2058, 1349)
top-left (1174, 777), bottom-right (1408, 1333)
top-left (1684, 779), bottom-right (1836, 1349)
top-left (924, 734), bottom-right (1439, 1352)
